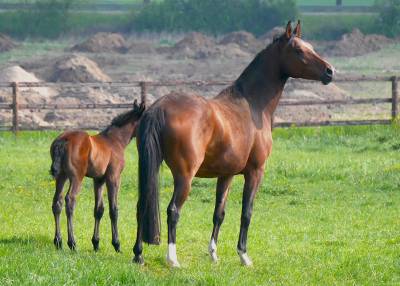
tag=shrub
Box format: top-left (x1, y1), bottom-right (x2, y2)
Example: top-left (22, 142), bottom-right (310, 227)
top-left (131, 0), bottom-right (298, 36)
top-left (375, 0), bottom-right (400, 37)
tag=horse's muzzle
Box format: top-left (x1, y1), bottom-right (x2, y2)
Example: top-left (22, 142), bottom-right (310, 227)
top-left (321, 67), bottom-right (334, 85)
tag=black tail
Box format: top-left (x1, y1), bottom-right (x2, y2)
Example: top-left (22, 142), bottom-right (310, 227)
top-left (137, 108), bottom-right (164, 245)
top-left (50, 139), bottom-right (67, 179)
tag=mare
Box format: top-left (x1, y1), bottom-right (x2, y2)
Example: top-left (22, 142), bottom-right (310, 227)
top-left (50, 100), bottom-right (145, 252)
top-left (133, 21), bottom-right (334, 267)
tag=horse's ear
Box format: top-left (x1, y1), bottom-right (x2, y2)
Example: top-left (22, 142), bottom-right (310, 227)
top-left (294, 20), bottom-right (301, 38)
top-left (285, 20), bottom-right (292, 39)
top-left (133, 99), bottom-right (138, 108)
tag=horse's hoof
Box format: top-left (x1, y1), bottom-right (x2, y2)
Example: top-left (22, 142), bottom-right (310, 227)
top-left (237, 250), bottom-right (253, 267)
top-left (112, 240), bottom-right (120, 253)
top-left (92, 240), bottom-right (99, 252)
top-left (53, 237), bottom-right (62, 249)
top-left (67, 240), bottom-right (76, 251)
top-left (166, 256), bottom-right (181, 268)
top-left (133, 255), bottom-right (144, 266)
top-left (210, 251), bottom-right (218, 263)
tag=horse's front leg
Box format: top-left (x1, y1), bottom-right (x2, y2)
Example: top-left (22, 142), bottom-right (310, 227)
top-left (209, 175), bottom-right (233, 263)
top-left (92, 178), bottom-right (105, 251)
top-left (237, 168), bottom-right (264, 266)
top-left (106, 175), bottom-right (121, 252)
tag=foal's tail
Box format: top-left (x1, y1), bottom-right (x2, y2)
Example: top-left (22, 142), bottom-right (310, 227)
top-left (50, 139), bottom-right (67, 179)
top-left (137, 108), bottom-right (164, 245)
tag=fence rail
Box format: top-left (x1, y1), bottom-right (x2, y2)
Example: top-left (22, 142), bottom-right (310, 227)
top-left (0, 75), bottom-right (398, 134)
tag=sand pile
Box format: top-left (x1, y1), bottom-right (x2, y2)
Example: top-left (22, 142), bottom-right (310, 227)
top-left (72, 33), bottom-right (128, 53)
top-left (259, 26), bottom-right (285, 44)
top-left (50, 55), bottom-right (111, 82)
top-left (323, 29), bottom-right (394, 57)
top-left (219, 31), bottom-right (262, 52)
top-left (169, 32), bottom-right (250, 59)
top-left (0, 34), bottom-right (17, 52)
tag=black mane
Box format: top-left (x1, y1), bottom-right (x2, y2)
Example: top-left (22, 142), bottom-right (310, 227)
top-left (101, 101), bottom-right (145, 133)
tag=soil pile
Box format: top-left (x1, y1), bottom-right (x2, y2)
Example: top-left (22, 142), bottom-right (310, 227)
top-left (50, 55), bottom-right (111, 82)
top-left (323, 29), bottom-right (394, 57)
top-left (0, 34), bottom-right (17, 52)
top-left (0, 65), bottom-right (39, 83)
top-left (219, 31), bottom-right (262, 52)
top-left (71, 33), bottom-right (128, 53)
top-left (169, 32), bottom-right (250, 59)
top-left (259, 26), bottom-right (285, 44)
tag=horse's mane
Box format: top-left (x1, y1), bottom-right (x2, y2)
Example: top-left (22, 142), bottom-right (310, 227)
top-left (102, 100), bottom-right (145, 133)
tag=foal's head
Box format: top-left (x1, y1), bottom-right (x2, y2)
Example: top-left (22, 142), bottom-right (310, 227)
top-left (273, 20), bottom-right (334, 85)
top-left (111, 99), bottom-right (145, 128)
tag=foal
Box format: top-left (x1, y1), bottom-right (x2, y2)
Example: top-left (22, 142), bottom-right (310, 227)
top-left (50, 100), bottom-right (145, 252)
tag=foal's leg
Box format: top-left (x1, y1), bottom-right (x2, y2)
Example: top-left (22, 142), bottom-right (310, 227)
top-left (92, 178), bottom-right (105, 251)
top-left (106, 175), bottom-right (121, 252)
top-left (209, 176), bottom-right (233, 262)
top-left (65, 177), bottom-right (83, 250)
top-left (166, 174), bottom-right (193, 267)
top-left (237, 168), bottom-right (264, 266)
top-left (52, 174), bottom-right (67, 249)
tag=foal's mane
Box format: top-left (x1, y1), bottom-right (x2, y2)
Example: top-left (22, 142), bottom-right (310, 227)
top-left (102, 100), bottom-right (145, 133)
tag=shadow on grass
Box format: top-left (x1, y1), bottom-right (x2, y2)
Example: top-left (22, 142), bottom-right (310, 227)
top-left (0, 235), bottom-right (51, 248)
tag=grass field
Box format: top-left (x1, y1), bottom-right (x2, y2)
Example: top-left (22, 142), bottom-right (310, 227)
top-left (0, 125), bottom-right (399, 285)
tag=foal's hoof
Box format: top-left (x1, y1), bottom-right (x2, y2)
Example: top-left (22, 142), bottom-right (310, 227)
top-left (67, 240), bottom-right (76, 251)
top-left (53, 237), bottom-right (62, 249)
top-left (92, 237), bottom-right (100, 252)
top-left (237, 250), bottom-right (253, 267)
top-left (112, 240), bottom-right (120, 253)
top-left (133, 255), bottom-right (144, 266)
top-left (166, 256), bottom-right (181, 268)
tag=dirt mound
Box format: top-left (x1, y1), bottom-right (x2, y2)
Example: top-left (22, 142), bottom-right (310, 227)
top-left (219, 31), bottom-right (262, 52)
top-left (323, 29), bottom-right (394, 57)
top-left (168, 32), bottom-right (251, 59)
top-left (71, 33), bottom-right (128, 53)
top-left (174, 32), bottom-right (216, 50)
top-left (259, 26), bottom-right (285, 43)
top-left (0, 34), bottom-right (17, 52)
top-left (50, 55), bottom-right (111, 82)
top-left (0, 65), bottom-right (39, 83)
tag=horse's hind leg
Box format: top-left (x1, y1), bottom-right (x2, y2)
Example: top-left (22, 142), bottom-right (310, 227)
top-left (209, 176), bottom-right (233, 262)
top-left (52, 174), bottom-right (67, 249)
top-left (92, 178), bottom-right (105, 251)
top-left (106, 175), bottom-right (121, 252)
top-left (65, 177), bottom-right (82, 251)
top-left (166, 174), bottom-right (193, 267)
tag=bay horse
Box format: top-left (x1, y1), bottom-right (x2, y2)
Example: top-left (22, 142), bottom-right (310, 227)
top-left (133, 21), bottom-right (334, 267)
top-left (50, 100), bottom-right (145, 252)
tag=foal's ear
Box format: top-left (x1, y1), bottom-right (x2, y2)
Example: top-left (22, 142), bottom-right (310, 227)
top-left (285, 20), bottom-right (292, 39)
top-left (294, 20), bottom-right (301, 38)
top-left (133, 99), bottom-right (139, 108)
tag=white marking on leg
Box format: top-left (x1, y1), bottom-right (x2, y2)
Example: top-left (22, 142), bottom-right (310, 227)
top-left (166, 243), bottom-right (180, 267)
top-left (208, 238), bottom-right (218, 263)
top-left (237, 249), bottom-right (253, 266)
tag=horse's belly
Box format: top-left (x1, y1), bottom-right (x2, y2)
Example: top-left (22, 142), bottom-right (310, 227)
top-left (195, 149), bottom-right (248, 178)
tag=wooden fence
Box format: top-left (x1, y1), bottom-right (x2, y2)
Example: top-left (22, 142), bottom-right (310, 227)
top-left (0, 75), bottom-right (398, 134)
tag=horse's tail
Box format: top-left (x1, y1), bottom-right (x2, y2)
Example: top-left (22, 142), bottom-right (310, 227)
top-left (137, 109), bottom-right (164, 245)
top-left (50, 139), bottom-right (67, 179)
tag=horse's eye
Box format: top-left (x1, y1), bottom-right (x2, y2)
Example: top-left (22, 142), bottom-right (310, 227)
top-left (295, 49), bottom-right (303, 55)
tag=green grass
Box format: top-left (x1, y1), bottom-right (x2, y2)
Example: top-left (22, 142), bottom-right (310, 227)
top-left (0, 125), bottom-right (400, 285)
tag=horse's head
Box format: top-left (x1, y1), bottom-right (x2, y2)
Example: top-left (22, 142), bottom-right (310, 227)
top-left (275, 20), bottom-right (334, 85)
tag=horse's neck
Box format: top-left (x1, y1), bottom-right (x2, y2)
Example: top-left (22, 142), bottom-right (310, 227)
top-left (234, 46), bottom-right (287, 120)
top-left (104, 123), bottom-right (135, 148)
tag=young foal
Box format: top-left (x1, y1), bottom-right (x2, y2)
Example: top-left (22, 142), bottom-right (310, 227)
top-left (50, 100), bottom-right (145, 252)
top-left (132, 21), bottom-right (335, 267)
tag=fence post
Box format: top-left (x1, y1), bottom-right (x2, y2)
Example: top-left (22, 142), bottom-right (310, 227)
top-left (140, 81), bottom-right (147, 106)
top-left (11, 82), bottom-right (19, 135)
top-left (392, 76), bottom-right (398, 120)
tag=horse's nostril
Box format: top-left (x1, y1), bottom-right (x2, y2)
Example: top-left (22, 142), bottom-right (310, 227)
top-left (326, 68), bottom-right (333, 76)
